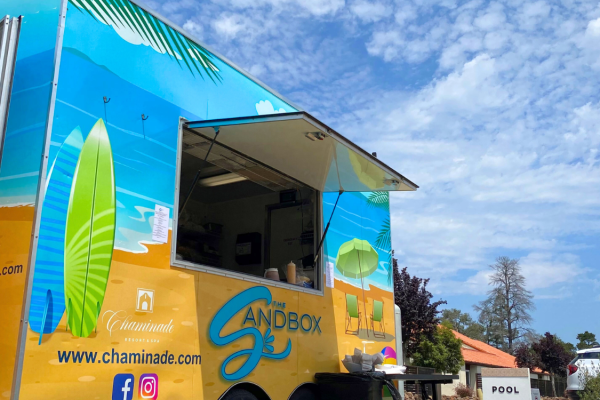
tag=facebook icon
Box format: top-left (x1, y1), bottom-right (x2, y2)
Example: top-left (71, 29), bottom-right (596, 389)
top-left (112, 374), bottom-right (134, 400)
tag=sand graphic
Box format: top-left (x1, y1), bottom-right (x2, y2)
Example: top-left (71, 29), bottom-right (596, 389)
top-left (0, 205), bottom-right (35, 398)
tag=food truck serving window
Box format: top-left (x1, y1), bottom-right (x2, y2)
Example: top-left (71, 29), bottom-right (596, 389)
top-left (173, 112), bottom-right (417, 292)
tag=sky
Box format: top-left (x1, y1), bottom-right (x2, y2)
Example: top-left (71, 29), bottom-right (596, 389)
top-left (137, 0), bottom-right (600, 346)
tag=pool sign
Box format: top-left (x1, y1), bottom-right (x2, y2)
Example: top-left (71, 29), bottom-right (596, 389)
top-left (481, 368), bottom-right (532, 400)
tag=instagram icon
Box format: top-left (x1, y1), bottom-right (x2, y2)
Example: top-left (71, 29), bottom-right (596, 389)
top-left (138, 374), bottom-right (158, 399)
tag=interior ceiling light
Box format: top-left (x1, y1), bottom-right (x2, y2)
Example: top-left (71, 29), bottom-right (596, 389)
top-left (384, 178), bottom-right (401, 186)
top-left (198, 173), bottom-right (247, 187)
top-left (305, 132), bottom-right (325, 141)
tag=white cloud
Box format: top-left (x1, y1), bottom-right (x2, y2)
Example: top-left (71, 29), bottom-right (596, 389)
top-left (183, 19), bottom-right (203, 39)
top-left (299, 0), bottom-right (345, 16)
top-left (212, 14), bottom-right (247, 40)
top-left (520, 252), bottom-right (584, 290)
top-left (145, 0), bottom-right (600, 321)
top-left (349, 0), bottom-right (390, 23)
top-left (367, 30), bottom-right (404, 61)
top-left (256, 100), bottom-right (286, 114)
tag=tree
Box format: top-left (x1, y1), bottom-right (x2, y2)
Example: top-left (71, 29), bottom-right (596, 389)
top-left (393, 260), bottom-right (447, 361)
top-left (516, 332), bottom-right (572, 397)
top-left (475, 295), bottom-right (508, 350)
top-left (534, 333), bottom-right (573, 396)
top-left (577, 331), bottom-right (599, 350)
top-left (412, 322), bottom-right (465, 374)
top-left (474, 256), bottom-right (534, 352)
top-left (441, 308), bottom-right (471, 333)
top-left (441, 308), bottom-right (486, 341)
top-left (556, 336), bottom-right (577, 359)
top-left (514, 342), bottom-right (540, 371)
top-left (464, 322), bottom-right (486, 342)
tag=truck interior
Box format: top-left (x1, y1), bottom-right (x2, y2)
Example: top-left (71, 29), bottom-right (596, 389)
top-left (174, 112), bottom-right (417, 290)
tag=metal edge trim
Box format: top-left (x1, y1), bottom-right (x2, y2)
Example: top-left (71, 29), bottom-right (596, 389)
top-left (0, 16), bottom-right (22, 162)
top-left (124, 0), bottom-right (304, 113)
top-left (10, 1), bottom-right (68, 398)
top-left (172, 260), bottom-right (324, 297)
top-left (170, 117), bottom-right (187, 267)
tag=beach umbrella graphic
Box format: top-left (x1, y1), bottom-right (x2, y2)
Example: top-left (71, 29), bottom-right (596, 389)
top-left (335, 239), bottom-right (379, 337)
top-left (335, 239), bottom-right (379, 279)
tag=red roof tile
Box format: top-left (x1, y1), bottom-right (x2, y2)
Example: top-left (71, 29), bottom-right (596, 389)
top-left (451, 329), bottom-right (546, 374)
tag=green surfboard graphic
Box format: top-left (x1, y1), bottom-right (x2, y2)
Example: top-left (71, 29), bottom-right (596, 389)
top-left (64, 118), bottom-right (116, 338)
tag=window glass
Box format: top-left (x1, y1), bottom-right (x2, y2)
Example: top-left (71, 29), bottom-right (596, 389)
top-left (580, 352), bottom-right (600, 359)
top-left (176, 131), bottom-right (319, 290)
top-left (570, 356), bottom-right (580, 364)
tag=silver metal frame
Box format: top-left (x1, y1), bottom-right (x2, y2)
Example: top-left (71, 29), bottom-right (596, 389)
top-left (0, 15), bottom-right (21, 162)
top-left (171, 118), bottom-right (324, 296)
top-left (11, 1), bottom-right (68, 398)
top-left (127, 0), bottom-right (303, 114)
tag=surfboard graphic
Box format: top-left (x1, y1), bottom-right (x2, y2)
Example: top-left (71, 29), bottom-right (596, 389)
top-left (64, 118), bottom-right (116, 338)
top-left (29, 127), bottom-right (84, 342)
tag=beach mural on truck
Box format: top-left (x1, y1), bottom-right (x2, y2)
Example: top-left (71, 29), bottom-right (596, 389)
top-left (9, 0), bottom-right (400, 398)
top-left (68, 0), bottom-right (221, 82)
top-left (323, 190), bottom-right (394, 340)
top-left (23, 0), bottom-right (295, 345)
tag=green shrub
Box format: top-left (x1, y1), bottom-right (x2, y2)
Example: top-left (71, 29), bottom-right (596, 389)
top-left (579, 364), bottom-right (600, 400)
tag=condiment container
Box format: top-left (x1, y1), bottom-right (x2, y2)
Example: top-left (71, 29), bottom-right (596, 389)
top-left (264, 268), bottom-right (280, 281)
top-left (287, 261), bottom-right (296, 284)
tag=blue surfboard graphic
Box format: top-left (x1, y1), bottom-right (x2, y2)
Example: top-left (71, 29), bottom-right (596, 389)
top-left (29, 127), bottom-right (84, 341)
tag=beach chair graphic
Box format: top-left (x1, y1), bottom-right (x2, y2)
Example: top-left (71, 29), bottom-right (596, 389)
top-left (345, 294), bottom-right (362, 335)
top-left (370, 300), bottom-right (385, 338)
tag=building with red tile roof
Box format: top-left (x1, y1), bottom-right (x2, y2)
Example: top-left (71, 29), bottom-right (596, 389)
top-left (441, 329), bottom-right (549, 396)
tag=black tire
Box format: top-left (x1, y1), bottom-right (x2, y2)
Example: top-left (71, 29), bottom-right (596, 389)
top-left (566, 390), bottom-right (581, 400)
top-left (222, 389), bottom-right (259, 400)
top-left (289, 385), bottom-right (320, 400)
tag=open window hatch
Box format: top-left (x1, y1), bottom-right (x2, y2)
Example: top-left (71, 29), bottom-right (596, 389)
top-left (175, 112), bottom-right (417, 291)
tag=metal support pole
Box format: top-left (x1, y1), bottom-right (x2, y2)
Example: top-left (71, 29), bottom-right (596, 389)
top-left (313, 190), bottom-right (343, 265)
top-left (178, 126), bottom-right (220, 215)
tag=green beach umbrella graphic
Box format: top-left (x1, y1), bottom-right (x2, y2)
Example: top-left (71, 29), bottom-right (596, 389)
top-left (335, 239), bottom-right (379, 279)
top-left (335, 238), bottom-right (379, 337)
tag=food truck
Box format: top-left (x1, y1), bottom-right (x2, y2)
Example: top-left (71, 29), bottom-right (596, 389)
top-left (0, 0), bottom-right (418, 399)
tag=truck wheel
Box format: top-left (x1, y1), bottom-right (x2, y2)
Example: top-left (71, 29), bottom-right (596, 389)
top-left (290, 385), bottom-right (320, 400)
top-left (222, 389), bottom-right (259, 400)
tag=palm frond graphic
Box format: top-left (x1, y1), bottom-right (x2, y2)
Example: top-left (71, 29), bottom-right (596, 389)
top-left (374, 218), bottom-right (394, 286)
top-left (366, 191), bottom-right (389, 210)
top-left (374, 218), bottom-right (391, 251)
top-left (69, 0), bottom-right (222, 82)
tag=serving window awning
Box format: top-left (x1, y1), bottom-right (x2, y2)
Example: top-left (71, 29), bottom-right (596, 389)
top-left (184, 112), bottom-right (418, 193)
